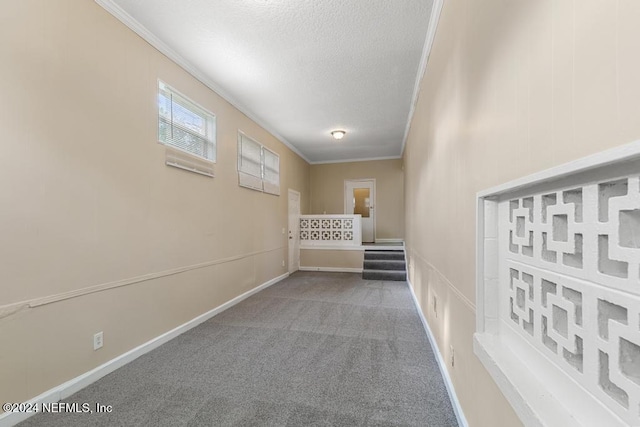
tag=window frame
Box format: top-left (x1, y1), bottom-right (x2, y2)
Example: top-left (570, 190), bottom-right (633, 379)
top-left (157, 80), bottom-right (217, 164)
top-left (237, 131), bottom-right (280, 196)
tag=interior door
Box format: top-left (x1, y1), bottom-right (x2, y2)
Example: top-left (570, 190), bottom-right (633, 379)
top-left (345, 180), bottom-right (375, 243)
top-left (288, 189), bottom-right (301, 273)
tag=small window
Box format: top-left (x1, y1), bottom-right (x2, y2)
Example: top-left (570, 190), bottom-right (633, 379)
top-left (238, 132), bottom-right (280, 195)
top-left (262, 147), bottom-right (280, 195)
top-left (238, 133), bottom-right (263, 190)
top-left (158, 81), bottom-right (216, 163)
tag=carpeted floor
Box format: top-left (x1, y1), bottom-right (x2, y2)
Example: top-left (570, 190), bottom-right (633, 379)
top-left (19, 272), bottom-right (458, 426)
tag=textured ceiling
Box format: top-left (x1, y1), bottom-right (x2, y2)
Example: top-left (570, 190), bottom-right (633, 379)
top-left (101, 0), bottom-right (434, 163)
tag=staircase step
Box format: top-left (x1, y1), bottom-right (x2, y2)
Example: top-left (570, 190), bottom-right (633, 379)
top-left (362, 269), bottom-right (407, 281)
top-left (363, 259), bottom-right (406, 271)
top-left (364, 250), bottom-right (405, 261)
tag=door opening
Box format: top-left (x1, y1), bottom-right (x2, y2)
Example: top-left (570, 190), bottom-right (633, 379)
top-left (344, 179), bottom-right (375, 243)
top-left (288, 189), bottom-right (301, 273)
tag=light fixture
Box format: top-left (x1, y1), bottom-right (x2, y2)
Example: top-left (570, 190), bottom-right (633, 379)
top-left (331, 130), bottom-right (346, 140)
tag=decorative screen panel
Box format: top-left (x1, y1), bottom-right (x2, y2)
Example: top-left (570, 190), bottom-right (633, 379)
top-left (499, 175), bottom-right (640, 425)
top-left (299, 215), bottom-right (361, 247)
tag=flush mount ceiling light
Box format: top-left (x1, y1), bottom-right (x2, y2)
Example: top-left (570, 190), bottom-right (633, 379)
top-left (331, 130), bottom-right (346, 140)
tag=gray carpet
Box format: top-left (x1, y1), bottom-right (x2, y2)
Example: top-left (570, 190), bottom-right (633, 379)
top-left (19, 272), bottom-right (458, 427)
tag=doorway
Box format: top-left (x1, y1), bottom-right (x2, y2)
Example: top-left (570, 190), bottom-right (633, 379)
top-left (344, 179), bottom-right (375, 243)
top-left (288, 189), bottom-right (301, 273)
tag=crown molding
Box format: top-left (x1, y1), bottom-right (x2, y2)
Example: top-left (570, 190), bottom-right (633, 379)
top-left (310, 155), bottom-right (402, 165)
top-left (94, 0), bottom-right (312, 164)
top-left (400, 0), bottom-right (445, 157)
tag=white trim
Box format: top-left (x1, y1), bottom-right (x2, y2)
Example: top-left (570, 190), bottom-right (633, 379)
top-left (472, 335), bottom-right (550, 427)
top-left (374, 239), bottom-right (405, 244)
top-left (94, 0), bottom-right (311, 165)
top-left (300, 245), bottom-right (365, 251)
top-left (310, 155), bottom-right (402, 165)
top-left (0, 272), bottom-right (289, 427)
top-left (165, 146), bottom-right (215, 178)
top-left (475, 195), bottom-right (487, 333)
top-left (165, 160), bottom-right (214, 178)
top-left (300, 245), bottom-right (405, 251)
top-left (405, 271), bottom-right (469, 427)
top-left (363, 245), bottom-right (406, 251)
top-left (477, 140), bottom-right (640, 198)
top-left (288, 188), bottom-right (302, 274)
top-left (410, 247), bottom-right (475, 312)
top-left (344, 179), bottom-right (376, 243)
top-left (0, 247), bottom-right (284, 320)
top-left (299, 267), bottom-right (363, 273)
top-left (400, 0), bottom-right (445, 156)
top-left (300, 214), bottom-right (358, 219)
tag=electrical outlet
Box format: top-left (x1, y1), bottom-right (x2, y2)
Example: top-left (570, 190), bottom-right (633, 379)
top-left (281, 227), bottom-right (285, 234)
top-left (450, 345), bottom-right (455, 367)
top-left (93, 332), bottom-right (103, 350)
top-left (281, 260), bottom-right (285, 267)
top-left (433, 295), bottom-right (438, 318)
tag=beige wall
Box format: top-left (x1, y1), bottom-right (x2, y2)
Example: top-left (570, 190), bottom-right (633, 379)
top-left (404, 1), bottom-right (640, 426)
top-left (310, 159), bottom-right (404, 240)
top-left (0, 0), bottom-right (309, 407)
top-left (300, 250), bottom-right (364, 270)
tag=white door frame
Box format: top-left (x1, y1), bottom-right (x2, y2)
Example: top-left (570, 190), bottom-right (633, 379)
top-left (287, 188), bottom-right (301, 273)
top-left (344, 179), bottom-right (376, 243)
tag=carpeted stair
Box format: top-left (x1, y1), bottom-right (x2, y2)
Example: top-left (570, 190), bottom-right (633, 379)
top-left (362, 249), bottom-right (407, 281)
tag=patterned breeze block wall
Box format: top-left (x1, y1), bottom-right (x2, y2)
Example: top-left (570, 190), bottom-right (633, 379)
top-left (503, 174), bottom-right (640, 425)
top-left (299, 215), bottom-right (361, 246)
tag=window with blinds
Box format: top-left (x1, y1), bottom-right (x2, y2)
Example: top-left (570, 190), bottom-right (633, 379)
top-left (262, 147), bottom-right (280, 195)
top-left (238, 133), bottom-right (263, 190)
top-left (238, 132), bottom-right (280, 195)
top-left (158, 81), bottom-right (216, 164)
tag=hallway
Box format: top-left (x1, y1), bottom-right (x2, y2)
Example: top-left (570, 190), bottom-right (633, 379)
top-left (4, 1), bottom-right (639, 425)
top-left (20, 273), bottom-right (457, 427)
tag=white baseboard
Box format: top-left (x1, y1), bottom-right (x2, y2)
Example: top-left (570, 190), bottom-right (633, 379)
top-left (374, 238), bottom-right (404, 244)
top-left (299, 266), bottom-right (363, 273)
top-left (0, 272), bottom-right (289, 427)
top-left (404, 258), bottom-right (468, 427)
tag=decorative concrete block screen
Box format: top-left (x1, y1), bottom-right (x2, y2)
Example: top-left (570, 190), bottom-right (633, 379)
top-left (475, 142), bottom-right (640, 427)
top-left (299, 215), bottom-right (362, 247)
